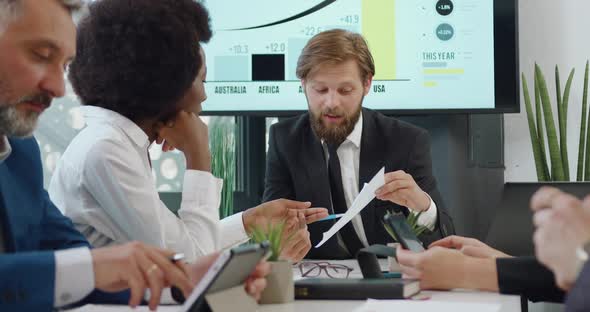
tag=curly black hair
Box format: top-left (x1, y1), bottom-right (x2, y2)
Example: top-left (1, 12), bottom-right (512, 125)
top-left (68, 0), bottom-right (212, 122)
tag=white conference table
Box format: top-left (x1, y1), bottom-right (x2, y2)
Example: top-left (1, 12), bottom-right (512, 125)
top-left (69, 259), bottom-right (521, 312)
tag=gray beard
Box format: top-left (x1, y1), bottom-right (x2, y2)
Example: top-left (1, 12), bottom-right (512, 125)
top-left (0, 75), bottom-right (48, 137)
top-left (0, 104), bottom-right (39, 137)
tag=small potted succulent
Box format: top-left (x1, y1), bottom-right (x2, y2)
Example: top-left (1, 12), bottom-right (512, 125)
top-left (249, 221), bottom-right (295, 304)
top-left (382, 211), bottom-right (430, 271)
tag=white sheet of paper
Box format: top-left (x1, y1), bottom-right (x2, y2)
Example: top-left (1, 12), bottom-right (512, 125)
top-left (353, 300), bottom-right (501, 312)
top-left (315, 167), bottom-right (385, 248)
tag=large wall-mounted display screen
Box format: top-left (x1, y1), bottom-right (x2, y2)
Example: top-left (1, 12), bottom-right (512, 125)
top-left (201, 0), bottom-right (518, 115)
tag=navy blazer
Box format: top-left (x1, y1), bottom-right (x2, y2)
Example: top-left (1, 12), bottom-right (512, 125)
top-left (0, 137), bottom-right (129, 311)
top-left (263, 108), bottom-right (455, 259)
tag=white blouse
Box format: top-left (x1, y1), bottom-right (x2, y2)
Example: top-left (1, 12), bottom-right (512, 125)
top-left (49, 106), bottom-right (247, 261)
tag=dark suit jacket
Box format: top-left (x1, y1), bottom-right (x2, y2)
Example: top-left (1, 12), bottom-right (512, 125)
top-left (0, 137), bottom-right (129, 311)
top-left (565, 261), bottom-right (590, 311)
top-left (496, 257), bottom-right (565, 303)
top-left (263, 108), bottom-right (455, 259)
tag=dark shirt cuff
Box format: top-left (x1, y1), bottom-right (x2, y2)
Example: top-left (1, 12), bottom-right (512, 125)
top-left (496, 256), bottom-right (565, 303)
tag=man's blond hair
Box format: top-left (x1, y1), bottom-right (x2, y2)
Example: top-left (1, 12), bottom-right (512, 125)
top-left (296, 29), bottom-right (375, 82)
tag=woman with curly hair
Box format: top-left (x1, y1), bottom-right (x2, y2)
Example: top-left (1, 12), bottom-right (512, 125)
top-left (49, 0), bottom-right (327, 262)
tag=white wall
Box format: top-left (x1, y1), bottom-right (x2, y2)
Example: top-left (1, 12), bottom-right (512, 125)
top-left (505, 0), bottom-right (590, 182)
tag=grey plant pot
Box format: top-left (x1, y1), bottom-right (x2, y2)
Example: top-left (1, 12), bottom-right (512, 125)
top-left (260, 261), bottom-right (294, 304)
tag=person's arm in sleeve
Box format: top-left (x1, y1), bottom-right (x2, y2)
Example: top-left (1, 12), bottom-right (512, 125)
top-left (5, 192), bottom-right (128, 310)
top-left (37, 192), bottom-right (96, 308)
top-left (497, 256), bottom-right (565, 303)
top-left (0, 248), bottom-right (119, 310)
top-left (83, 139), bottom-right (220, 262)
top-left (188, 169), bottom-right (250, 250)
top-left (412, 193), bottom-right (438, 231)
top-left (219, 213), bottom-right (249, 249)
top-left (0, 251), bottom-right (66, 310)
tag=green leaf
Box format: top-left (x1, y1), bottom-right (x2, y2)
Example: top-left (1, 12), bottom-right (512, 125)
top-left (556, 67), bottom-right (563, 148)
top-left (578, 66), bottom-right (587, 180)
top-left (560, 68), bottom-right (575, 181)
top-left (536, 64), bottom-right (565, 181)
top-left (522, 74), bottom-right (548, 181)
top-left (583, 61), bottom-right (590, 181)
top-left (249, 220), bottom-right (291, 261)
top-left (535, 68), bottom-right (551, 180)
top-left (407, 211), bottom-right (417, 225)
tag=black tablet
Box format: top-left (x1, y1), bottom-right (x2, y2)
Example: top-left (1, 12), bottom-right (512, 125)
top-left (180, 242), bottom-right (270, 312)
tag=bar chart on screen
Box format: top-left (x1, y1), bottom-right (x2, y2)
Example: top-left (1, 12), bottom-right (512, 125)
top-left (202, 0), bottom-right (495, 113)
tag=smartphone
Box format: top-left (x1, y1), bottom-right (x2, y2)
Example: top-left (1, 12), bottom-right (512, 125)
top-left (181, 242), bottom-right (270, 312)
top-left (383, 213), bottom-right (425, 252)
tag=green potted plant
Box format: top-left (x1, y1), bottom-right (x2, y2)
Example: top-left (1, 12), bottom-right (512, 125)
top-left (209, 117), bottom-right (236, 218)
top-left (485, 63), bottom-right (590, 256)
top-left (522, 62), bottom-right (590, 181)
top-left (158, 117), bottom-right (235, 217)
top-left (382, 211), bottom-right (430, 271)
top-left (249, 221), bottom-right (295, 304)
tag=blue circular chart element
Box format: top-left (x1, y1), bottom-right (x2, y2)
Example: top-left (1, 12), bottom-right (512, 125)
top-left (436, 23), bottom-right (454, 41)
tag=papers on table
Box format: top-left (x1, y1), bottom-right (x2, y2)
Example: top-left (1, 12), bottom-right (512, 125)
top-left (353, 299), bottom-right (501, 312)
top-left (315, 167), bottom-right (385, 248)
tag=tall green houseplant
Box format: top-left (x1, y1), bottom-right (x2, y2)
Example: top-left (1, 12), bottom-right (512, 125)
top-left (522, 62), bottom-right (590, 181)
top-left (209, 117), bottom-right (236, 218)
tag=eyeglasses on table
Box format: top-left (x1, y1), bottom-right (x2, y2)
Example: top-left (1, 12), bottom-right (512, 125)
top-left (296, 261), bottom-right (354, 279)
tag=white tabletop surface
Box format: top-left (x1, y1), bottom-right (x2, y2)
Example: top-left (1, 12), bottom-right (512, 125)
top-left (67, 259), bottom-right (521, 312)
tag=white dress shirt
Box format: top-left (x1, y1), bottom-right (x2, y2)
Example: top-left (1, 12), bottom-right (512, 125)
top-left (48, 106), bottom-right (248, 262)
top-left (321, 113), bottom-right (438, 248)
top-left (0, 137), bottom-right (94, 308)
top-left (0, 136), bottom-right (11, 162)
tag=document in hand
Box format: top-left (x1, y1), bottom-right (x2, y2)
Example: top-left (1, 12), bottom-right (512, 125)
top-left (315, 167), bottom-right (385, 248)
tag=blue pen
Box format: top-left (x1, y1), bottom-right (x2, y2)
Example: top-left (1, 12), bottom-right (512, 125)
top-left (317, 213), bottom-right (345, 222)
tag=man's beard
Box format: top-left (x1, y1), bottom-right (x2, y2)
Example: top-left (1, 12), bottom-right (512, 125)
top-left (0, 105), bottom-right (41, 137)
top-left (309, 99), bottom-right (362, 146)
top-left (0, 89), bottom-right (52, 138)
